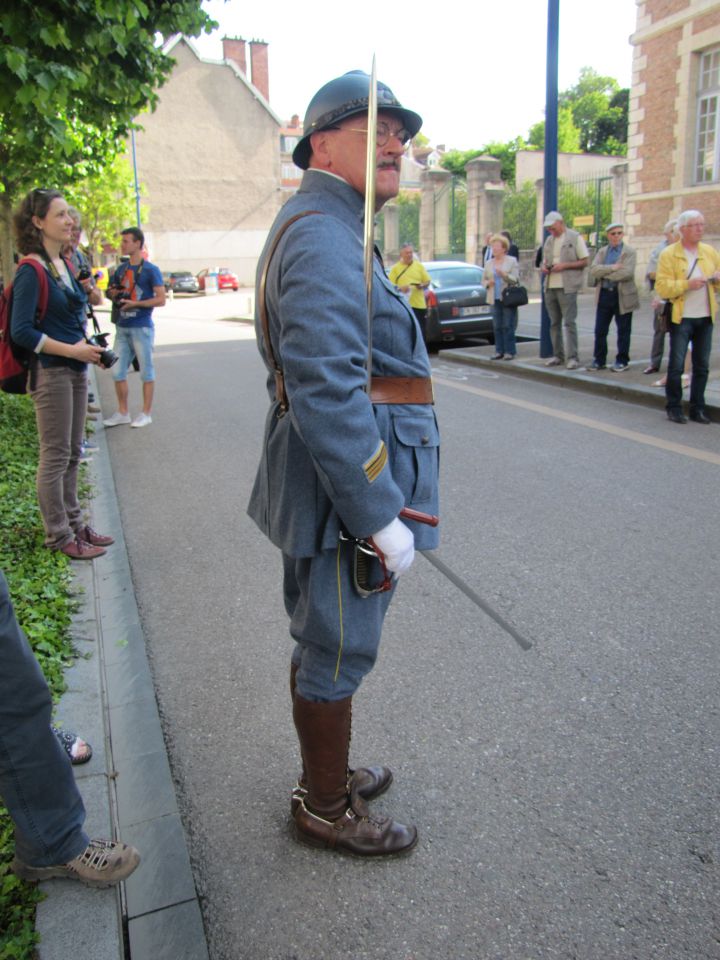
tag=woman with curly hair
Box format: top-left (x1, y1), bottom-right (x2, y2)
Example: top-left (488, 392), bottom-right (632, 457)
top-left (10, 188), bottom-right (113, 559)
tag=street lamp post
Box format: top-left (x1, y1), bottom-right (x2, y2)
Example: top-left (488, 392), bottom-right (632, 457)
top-left (130, 128), bottom-right (142, 228)
top-left (539, 0), bottom-right (560, 358)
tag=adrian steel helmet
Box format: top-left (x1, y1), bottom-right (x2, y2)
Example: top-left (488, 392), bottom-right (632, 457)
top-left (292, 70), bottom-right (423, 170)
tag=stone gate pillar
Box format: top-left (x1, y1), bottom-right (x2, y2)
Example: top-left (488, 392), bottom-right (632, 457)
top-left (419, 168), bottom-right (451, 261)
top-left (465, 156), bottom-right (503, 264)
top-left (611, 162), bottom-right (628, 230)
top-left (383, 202), bottom-right (399, 260)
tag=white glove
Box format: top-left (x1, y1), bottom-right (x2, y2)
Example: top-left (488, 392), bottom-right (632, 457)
top-left (370, 518), bottom-right (415, 576)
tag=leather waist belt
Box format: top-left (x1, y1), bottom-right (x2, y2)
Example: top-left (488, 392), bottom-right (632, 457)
top-left (370, 376), bottom-right (434, 405)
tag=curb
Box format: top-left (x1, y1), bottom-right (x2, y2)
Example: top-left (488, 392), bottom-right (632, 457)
top-left (35, 386), bottom-right (209, 960)
top-left (439, 348), bottom-right (720, 417)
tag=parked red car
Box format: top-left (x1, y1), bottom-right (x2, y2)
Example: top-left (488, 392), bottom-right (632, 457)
top-left (196, 267), bottom-right (239, 291)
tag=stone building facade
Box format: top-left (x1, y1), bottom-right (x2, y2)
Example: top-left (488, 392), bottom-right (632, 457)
top-left (131, 35), bottom-right (281, 283)
top-left (627, 0), bottom-right (720, 271)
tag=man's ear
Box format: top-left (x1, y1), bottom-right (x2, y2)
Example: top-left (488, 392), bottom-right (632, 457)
top-left (308, 130), bottom-right (333, 170)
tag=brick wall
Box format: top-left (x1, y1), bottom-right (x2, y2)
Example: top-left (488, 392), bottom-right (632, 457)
top-left (648, 0), bottom-right (690, 23)
top-left (635, 28), bottom-right (684, 195)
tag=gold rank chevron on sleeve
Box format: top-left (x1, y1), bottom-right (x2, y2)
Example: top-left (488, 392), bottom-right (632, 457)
top-left (363, 440), bottom-right (388, 484)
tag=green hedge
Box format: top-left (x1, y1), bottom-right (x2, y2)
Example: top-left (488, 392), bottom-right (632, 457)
top-left (0, 392), bottom-right (80, 960)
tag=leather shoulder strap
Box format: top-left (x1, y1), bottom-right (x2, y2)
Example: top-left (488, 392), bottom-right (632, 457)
top-left (258, 210), bottom-right (322, 413)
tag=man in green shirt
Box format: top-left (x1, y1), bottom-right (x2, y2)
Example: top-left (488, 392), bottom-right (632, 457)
top-left (389, 244), bottom-right (431, 337)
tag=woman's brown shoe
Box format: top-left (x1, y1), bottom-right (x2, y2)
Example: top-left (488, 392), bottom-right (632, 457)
top-left (58, 537), bottom-right (106, 560)
top-left (78, 525), bottom-right (114, 547)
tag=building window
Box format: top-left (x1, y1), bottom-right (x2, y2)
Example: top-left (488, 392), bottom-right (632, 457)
top-left (281, 135), bottom-right (299, 153)
top-left (281, 163), bottom-right (301, 181)
top-left (695, 47), bottom-right (720, 183)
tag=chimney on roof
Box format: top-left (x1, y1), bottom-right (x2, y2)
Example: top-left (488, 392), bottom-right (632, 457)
top-left (249, 39), bottom-right (269, 101)
top-left (290, 114), bottom-right (300, 129)
top-left (222, 36), bottom-right (247, 75)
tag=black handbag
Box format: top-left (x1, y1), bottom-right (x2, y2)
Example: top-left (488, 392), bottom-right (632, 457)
top-left (659, 300), bottom-right (673, 334)
top-left (501, 282), bottom-right (528, 308)
top-left (658, 258), bottom-right (697, 333)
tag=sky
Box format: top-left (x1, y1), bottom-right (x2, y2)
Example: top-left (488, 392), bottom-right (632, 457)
top-left (191, 0), bottom-right (638, 151)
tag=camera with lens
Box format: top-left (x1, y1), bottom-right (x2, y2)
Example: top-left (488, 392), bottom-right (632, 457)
top-left (77, 267), bottom-right (92, 282)
top-left (86, 332), bottom-right (118, 369)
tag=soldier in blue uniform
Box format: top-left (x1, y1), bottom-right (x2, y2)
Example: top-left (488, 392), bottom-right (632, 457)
top-left (248, 72), bottom-right (439, 857)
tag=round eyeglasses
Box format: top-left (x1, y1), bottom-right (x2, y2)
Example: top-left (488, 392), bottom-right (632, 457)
top-left (327, 120), bottom-right (412, 148)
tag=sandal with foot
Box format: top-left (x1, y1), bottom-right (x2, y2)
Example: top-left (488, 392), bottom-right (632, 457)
top-left (53, 726), bottom-right (93, 765)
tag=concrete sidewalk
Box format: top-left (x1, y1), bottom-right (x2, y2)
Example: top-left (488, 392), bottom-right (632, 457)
top-left (441, 292), bottom-right (720, 415)
top-left (34, 290), bottom-right (717, 958)
top-left (34, 372), bottom-right (207, 960)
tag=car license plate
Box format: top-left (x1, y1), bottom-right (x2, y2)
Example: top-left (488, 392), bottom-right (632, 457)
top-left (459, 306), bottom-right (490, 317)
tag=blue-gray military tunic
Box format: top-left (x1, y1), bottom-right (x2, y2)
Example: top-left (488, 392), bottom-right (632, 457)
top-left (247, 169), bottom-right (440, 701)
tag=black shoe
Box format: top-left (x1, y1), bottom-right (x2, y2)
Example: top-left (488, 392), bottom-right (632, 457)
top-left (667, 410), bottom-right (688, 424)
top-left (689, 411), bottom-right (711, 424)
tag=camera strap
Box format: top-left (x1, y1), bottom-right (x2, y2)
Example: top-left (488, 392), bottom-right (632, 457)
top-left (39, 252), bottom-right (101, 340)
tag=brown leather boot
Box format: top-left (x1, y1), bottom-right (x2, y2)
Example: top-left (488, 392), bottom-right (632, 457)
top-left (289, 665), bottom-right (393, 814)
top-left (292, 693), bottom-right (417, 857)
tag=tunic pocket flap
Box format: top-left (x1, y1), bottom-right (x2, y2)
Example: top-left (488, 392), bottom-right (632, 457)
top-left (392, 415), bottom-right (440, 449)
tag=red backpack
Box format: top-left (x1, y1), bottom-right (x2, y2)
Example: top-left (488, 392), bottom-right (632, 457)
top-left (0, 258), bottom-right (50, 394)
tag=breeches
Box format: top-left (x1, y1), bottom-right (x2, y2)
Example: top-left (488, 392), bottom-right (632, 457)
top-left (282, 539), bottom-right (396, 702)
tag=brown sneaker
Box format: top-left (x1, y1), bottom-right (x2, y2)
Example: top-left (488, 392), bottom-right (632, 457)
top-left (12, 838), bottom-right (140, 888)
top-left (77, 525), bottom-right (114, 547)
top-left (58, 537), bottom-right (106, 560)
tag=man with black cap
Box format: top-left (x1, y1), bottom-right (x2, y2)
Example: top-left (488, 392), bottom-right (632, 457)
top-left (248, 71), bottom-right (439, 857)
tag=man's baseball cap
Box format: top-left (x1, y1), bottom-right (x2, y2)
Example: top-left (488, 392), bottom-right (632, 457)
top-left (606, 222), bottom-right (624, 232)
top-left (292, 70), bottom-right (423, 170)
top-left (543, 211), bottom-right (564, 227)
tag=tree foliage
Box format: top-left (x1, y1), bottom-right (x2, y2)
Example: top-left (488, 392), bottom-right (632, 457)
top-left (65, 156), bottom-right (138, 260)
top-left (0, 0), bottom-right (216, 278)
top-left (439, 67), bottom-right (628, 185)
top-left (440, 148), bottom-right (485, 180)
top-left (558, 67), bottom-right (628, 155)
top-left (527, 105), bottom-right (582, 155)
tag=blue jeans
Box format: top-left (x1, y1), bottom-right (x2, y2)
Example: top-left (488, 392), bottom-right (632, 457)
top-left (0, 571), bottom-right (88, 866)
top-left (594, 288), bottom-right (632, 365)
top-left (112, 325), bottom-right (155, 382)
top-left (666, 317), bottom-right (713, 414)
top-left (492, 300), bottom-right (518, 356)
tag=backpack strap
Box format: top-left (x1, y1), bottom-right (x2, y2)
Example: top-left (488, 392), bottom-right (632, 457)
top-left (17, 257), bottom-right (50, 324)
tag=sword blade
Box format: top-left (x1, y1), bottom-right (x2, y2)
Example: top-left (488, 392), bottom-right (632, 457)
top-left (420, 551), bottom-right (533, 651)
top-left (363, 56), bottom-right (377, 393)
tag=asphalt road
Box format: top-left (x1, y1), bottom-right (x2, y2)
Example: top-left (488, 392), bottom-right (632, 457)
top-left (98, 301), bottom-right (720, 960)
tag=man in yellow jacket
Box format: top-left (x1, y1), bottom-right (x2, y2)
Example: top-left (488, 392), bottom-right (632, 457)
top-left (656, 209), bottom-right (720, 424)
top-left (389, 244), bottom-right (431, 338)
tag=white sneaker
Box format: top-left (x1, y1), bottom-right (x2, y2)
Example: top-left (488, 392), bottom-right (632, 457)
top-left (103, 412), bottom-right (131, 427)
top-left (131, 412), bottom-right (152, 428)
